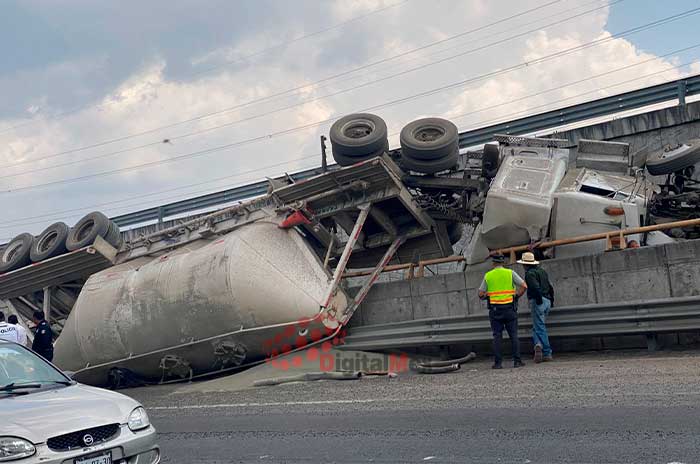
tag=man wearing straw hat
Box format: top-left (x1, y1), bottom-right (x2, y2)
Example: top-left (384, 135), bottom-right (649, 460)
top-left (517, 252), bottom-right (554, 363)
top-left (478, 254), bottom-right (528, 369)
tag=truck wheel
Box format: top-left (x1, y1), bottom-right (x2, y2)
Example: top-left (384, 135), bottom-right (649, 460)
top-left (400, 117), bottom-right (458, 160)
top-left (0, 233), bottom-right (34, 272)
top-left (104, 221), bottom-right (123, 249)
top-left (66, 211), bottom-right (111, 251)
top-left (332, 141), bottom-right (389, 166)
top-left (646, 140), bottom-right (700, 175)
top-left (330, 113), bottom-right (388, 159)
top-left (482, 143), bottom-right (500, 179)
top-left (30, 222), bottom-right (69, 262)
top-left (399, 147), bottom-right (458, 174)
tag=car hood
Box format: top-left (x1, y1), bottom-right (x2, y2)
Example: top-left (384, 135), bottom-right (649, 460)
top-left (0, 384), bottom-right (140, 443)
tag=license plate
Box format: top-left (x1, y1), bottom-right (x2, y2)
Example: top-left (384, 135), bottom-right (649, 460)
top-left (74, 451), bottom-right (112, 464)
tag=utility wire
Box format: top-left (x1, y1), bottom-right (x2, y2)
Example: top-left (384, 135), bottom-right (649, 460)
top-left (1, 58), bottom-right (694, 230)
top-left (0, 0), bottom-right (566, 170)
top-left (1, 5), bottom-right (695, 192)
top-left (0, 0), bottom-right (411, 135)
top-left (0, 154), bottom-right (321, 230)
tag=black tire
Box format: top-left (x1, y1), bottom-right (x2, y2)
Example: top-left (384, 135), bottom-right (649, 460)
top-left (329, 113), bottom-right (388, 158)
top-left (66, 211), bottom-right (111, 251)
top-left (482, 143), bottom-right (500, 178)
top-left (0, 233), bottom-right (34, 273)
top-left (30, 222), bottom-right (69, 262)
top-left (399, 148), bottom-right (459, 174)
top-left (646, 140), bottom-right (700, 175)
top-left (447, 222), bottom-right (463, 245)
top-left (104, 221), bottom-right (123, 249)
top-left (333, 141), bottom-right (389, 166)
top-left (400, 117), bottom-right (458, 161)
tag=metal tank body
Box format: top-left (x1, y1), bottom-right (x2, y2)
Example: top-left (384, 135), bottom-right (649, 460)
top-left (54, 219), bottom-right (348, 385)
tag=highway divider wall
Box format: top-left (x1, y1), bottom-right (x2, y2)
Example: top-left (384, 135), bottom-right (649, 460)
top-left (347, 239), bottom-right (700, 351)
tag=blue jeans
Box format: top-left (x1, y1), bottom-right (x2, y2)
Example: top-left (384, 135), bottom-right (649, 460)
top-left (529, 297), bottom-right (552, 356)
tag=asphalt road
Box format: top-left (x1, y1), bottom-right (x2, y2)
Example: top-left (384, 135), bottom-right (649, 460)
top-left (127, 350), bottom-right (700, 463)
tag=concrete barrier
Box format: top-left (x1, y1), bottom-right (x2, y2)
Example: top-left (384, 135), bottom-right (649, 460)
top-left (348, 239), bottom-right (700, 351)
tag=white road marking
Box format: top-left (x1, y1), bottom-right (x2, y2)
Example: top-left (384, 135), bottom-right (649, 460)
top-left (149, 398), bottom-right (405, 410)
top-left (147, 391), bottom-right (700, 411)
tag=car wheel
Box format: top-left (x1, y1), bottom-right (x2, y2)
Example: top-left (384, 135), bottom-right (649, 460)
top-left (30, 222), bottom-right (69, 262)
top-left (330, 113), bottom-right (388, 159)
top-left (400, 117), bottom-right (458, 161)
top-left (646, 140), bottom-right (700, 175)
top-left (0, 233), bottom-right (34, 272)
top-left (66, 211), bottom-right (111, 251)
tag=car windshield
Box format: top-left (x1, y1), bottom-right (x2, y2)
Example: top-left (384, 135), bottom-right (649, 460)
top-left (0, 344), bottom-right (69, 393)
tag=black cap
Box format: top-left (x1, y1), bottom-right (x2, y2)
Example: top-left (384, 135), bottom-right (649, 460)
top-left (491, 254), bottom-right (506, 264)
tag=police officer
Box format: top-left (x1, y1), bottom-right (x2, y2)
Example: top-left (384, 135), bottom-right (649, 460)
top-left (0, 311), bottom-right (20, 343)
top-left (32, 310), bottom-right (54, 362)
top-left (478, 254), bottom-right (527, 369)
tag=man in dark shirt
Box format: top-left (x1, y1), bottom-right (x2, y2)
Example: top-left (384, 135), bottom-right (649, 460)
top-left (31, 310), bottom-right (54, 362)
top-left (517, 252), bottom-right (554, 363)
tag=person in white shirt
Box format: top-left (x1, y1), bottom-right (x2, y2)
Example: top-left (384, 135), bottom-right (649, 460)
top-left (0, 311), bottom-right (20, 344)
top-left (7, 315), bottom-right (28, 347)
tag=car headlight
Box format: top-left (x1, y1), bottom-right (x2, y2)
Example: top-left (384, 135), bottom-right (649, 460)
top-left (0, 436), bottom-right (35, 462)
top-left (128, 407), bottom-right (150, 431)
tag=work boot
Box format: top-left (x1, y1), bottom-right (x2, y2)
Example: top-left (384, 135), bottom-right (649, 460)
top-left (492, 363), bottom-right (503, 370)
top-left (513, 360), bottom-right (525, 368)
top-left (543, 355), bottom-right (554, 362)
top-left (534, 344), bottom-right (543, 364)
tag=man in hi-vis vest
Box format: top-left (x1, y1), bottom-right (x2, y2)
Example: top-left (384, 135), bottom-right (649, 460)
top-left (478, 254), bottom-right (527, 369)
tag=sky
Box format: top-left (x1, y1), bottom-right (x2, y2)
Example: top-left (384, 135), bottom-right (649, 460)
top-left (1, 0), bottom-right (699, 241)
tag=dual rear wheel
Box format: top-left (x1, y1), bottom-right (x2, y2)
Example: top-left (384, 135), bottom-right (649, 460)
top-left (329, 113), bottom-right (459, 174)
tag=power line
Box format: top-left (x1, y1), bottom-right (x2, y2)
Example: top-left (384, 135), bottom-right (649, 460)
top-left (2, 4), bottom-right (694, 192)
top-left (0, 0), bottom-right (410, 136)
top-left (188, 0), bottom-right (412, 78)
top-left (0, 0), bottom-right (566, 170)
top-left (450, 60), bottom-right (698, 138)
top-left (1, 56), bottom-right (694, 230)
top-left (0, 154), bottom-right (320, 230)
top-left (1, 0), bottom-right (607, 179)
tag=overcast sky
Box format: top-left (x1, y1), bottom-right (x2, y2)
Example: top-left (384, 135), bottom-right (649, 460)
top-left (1, 0), bottom-right (699, 240)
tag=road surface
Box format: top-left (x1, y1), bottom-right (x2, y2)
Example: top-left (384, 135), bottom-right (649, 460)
top-left (127, 350), bottom-right (700, 463)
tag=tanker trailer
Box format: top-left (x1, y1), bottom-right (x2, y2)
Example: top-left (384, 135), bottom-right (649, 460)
top-left (54, 217), bottom-right (348, 386)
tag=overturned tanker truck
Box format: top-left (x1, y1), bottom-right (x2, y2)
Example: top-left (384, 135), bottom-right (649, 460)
top-left (19, 114), bottom-right (472, 386)
top-left (1, 108), bottom-right (699, 387)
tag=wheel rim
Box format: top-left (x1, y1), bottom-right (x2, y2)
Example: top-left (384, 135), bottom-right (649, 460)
top-left (341, 119), bottom-right (375, 139)
top-left (412, 125), bottom-right (446, 143)
top-left (75, 220), bottom-right (95, 242)
top-left (38, 231), bottom-right (58, 253)
top-left (3, 241), bottom-right (23, 263)
top-left (659, 144), bottom-right (689, 159)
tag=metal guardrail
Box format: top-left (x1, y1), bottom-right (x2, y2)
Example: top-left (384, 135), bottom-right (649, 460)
top-left (339, 296), bottom-right (700, 351)
top-left (112, 74), bottom-right (700, 228)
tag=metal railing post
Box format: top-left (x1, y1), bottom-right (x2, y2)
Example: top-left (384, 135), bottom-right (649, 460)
top-left (678, 80), bottom-right (687, 108)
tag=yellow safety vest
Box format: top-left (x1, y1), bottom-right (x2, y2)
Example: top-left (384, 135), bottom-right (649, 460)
top-left (485, 267), bottom-right (515, 305)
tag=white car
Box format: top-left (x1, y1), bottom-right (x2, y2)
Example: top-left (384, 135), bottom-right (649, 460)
top-left (0, 340), bottom-right (159, 463)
